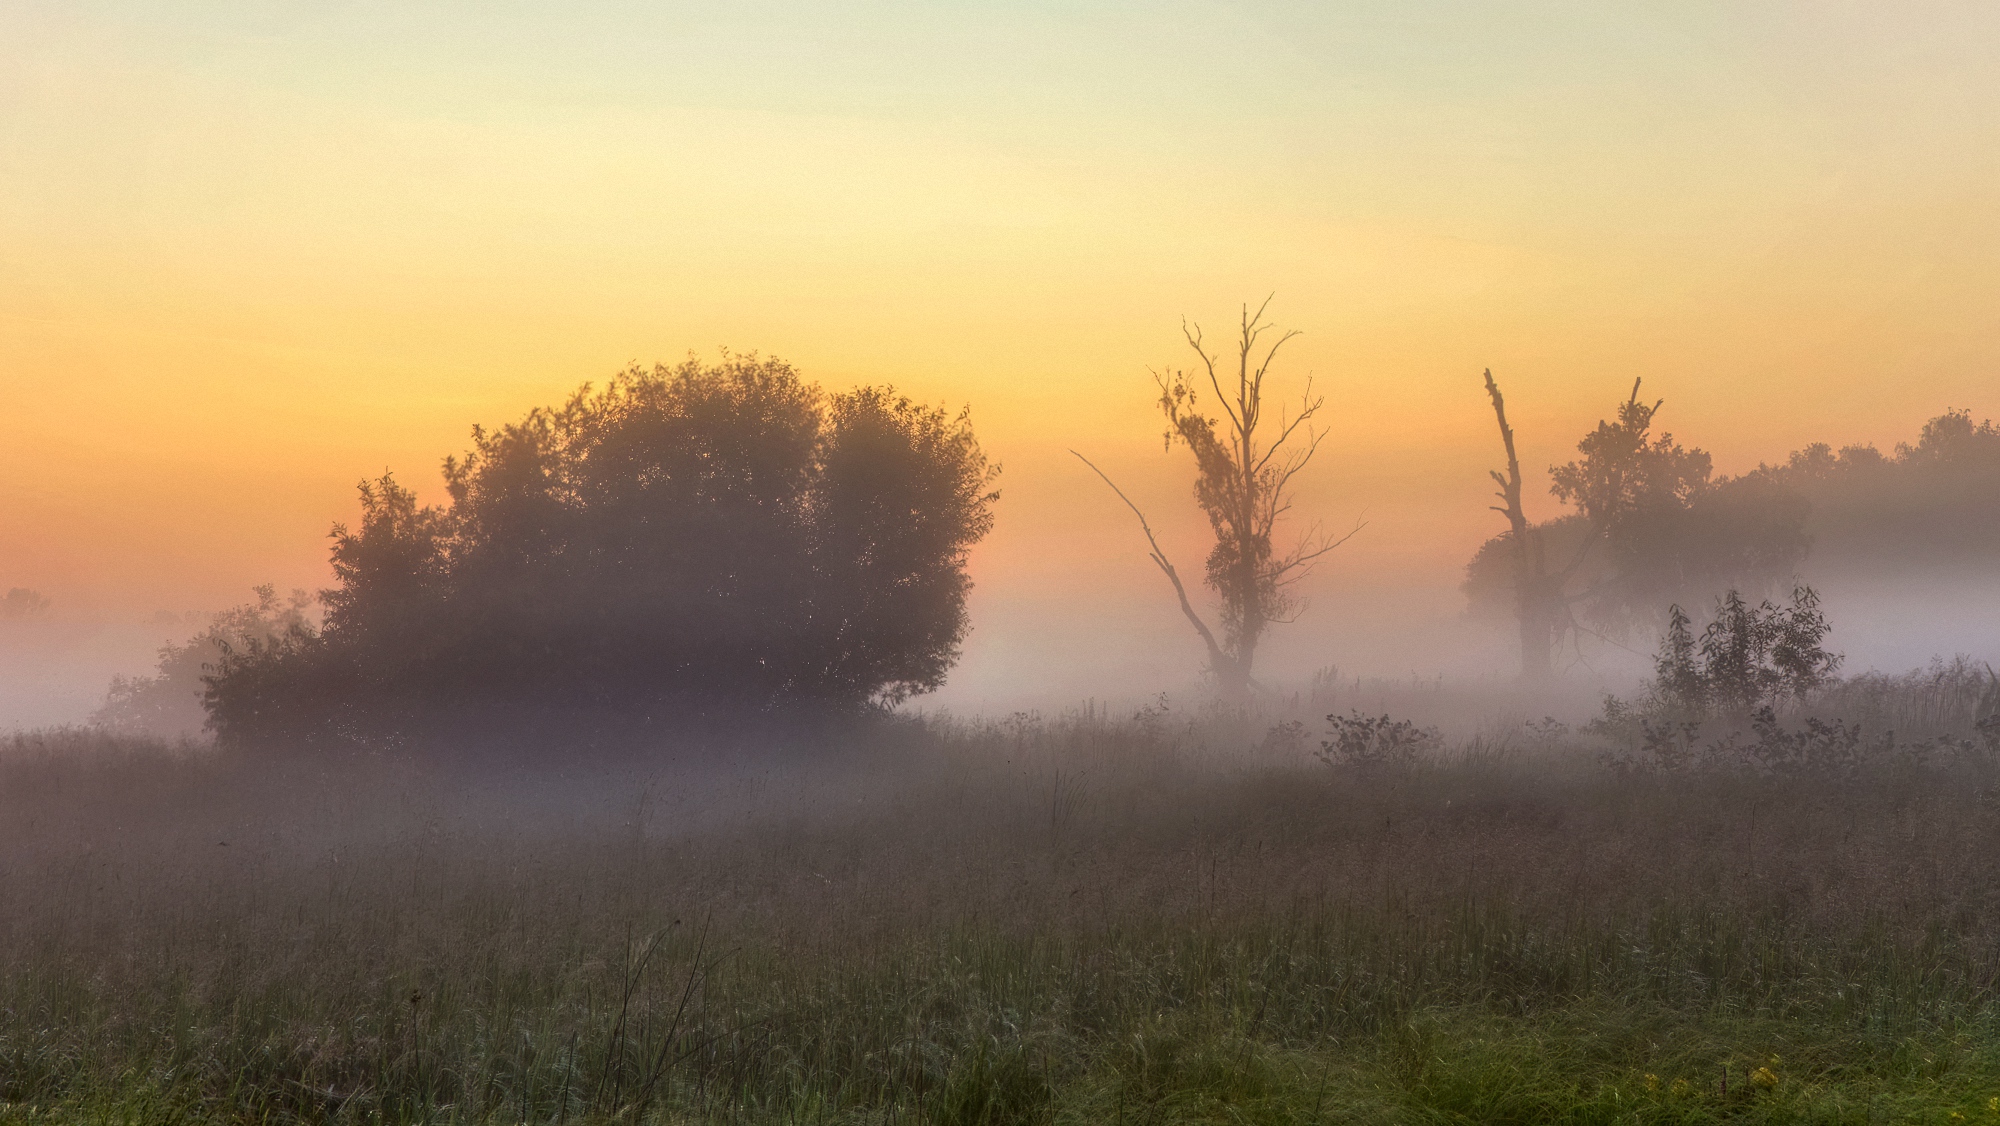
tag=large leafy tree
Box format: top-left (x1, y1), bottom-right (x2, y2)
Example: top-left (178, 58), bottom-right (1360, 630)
top-left (205, 355), bottom-right (998, 746)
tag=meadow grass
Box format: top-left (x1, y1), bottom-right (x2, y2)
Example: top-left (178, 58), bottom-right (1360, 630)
top-left (1, 705), bottom-right (1998, 1124)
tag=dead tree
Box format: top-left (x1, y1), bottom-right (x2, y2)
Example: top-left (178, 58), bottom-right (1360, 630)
top-left (1483, 369), bottom-right (1560, 679)
top-left (1483, 371), bottom-right (1685, 679)
top-left (1083, 298), bottom-right (1360, 700)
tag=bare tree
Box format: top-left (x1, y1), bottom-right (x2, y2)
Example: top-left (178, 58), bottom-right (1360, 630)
top-left (1081, 298), bottom-right (1359, 700)
top-left (1482, 369), bottom-right (1560, 679)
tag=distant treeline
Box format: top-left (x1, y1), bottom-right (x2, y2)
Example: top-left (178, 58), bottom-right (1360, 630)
top-left (194, 355), bottom-right (997, 747)
top-left (1465, 408), bottom-right (2000, 633)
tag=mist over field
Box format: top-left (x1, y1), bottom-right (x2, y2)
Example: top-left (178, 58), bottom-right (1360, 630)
top-left (7, 2), bottom-right (2000, 1123)
top-left (8, 511), bottom-right (1997, 733)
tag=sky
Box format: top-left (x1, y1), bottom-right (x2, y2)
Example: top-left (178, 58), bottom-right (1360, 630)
top-left (3, 1), bottom-right (1999, 719)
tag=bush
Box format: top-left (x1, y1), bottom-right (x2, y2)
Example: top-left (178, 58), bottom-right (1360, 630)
top-left (1317, 710), bottom-right (1441, 767)
top-left (94, 586), bottom-right (316, 739)
top-left (1651, 586), bottom-right (1842, 716)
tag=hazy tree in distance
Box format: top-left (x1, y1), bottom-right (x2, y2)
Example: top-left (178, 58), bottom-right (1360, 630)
top-left (1468, 375), bottom-right (1806, 670)
top-left (0, 588), bottom-right (50, 618)
top-left (1080, 298), bottom-right (1359, 700)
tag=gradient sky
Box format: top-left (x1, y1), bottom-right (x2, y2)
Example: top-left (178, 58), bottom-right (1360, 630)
top-left (4, 1), bottom-right (1999, 711)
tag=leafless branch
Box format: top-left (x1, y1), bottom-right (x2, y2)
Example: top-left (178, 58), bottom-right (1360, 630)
top-left (1271, 515), bottom-right (1367, 586)
top-left (1071, 450), bottom-right (1233, 676)
top-left (1180, 320), bottom-right (1243, 434)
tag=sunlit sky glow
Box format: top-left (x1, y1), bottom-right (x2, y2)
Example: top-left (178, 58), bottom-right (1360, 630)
top-left (4, 1), bottom-right (1998, 710)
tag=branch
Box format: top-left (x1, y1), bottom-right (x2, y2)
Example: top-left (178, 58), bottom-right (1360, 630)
top-left (1071, 450), bottom-right (1234, 676)
top-left (1253, 376), bottom-right (1322, 475)
top-left (1269, 433), bottom-right (1325, 496)
top-left (1181, 320), bottom-right (1244, 434)
top-left (1270, 515), bottom-right (1367, 585)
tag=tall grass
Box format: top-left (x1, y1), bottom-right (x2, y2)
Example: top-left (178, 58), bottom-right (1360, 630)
top-left (2, 704), bottom-right (1999, 1124)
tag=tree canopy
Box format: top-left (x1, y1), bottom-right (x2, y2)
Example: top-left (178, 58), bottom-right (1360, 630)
top-left (1468, 380), bottom-right (1809, 664)
top-left (1752, 409), bottom-right (2000, 581)
top-left (204, 355), bottom-right (998, 747)
top-left (1466, 404), bottom-right (2000, 659)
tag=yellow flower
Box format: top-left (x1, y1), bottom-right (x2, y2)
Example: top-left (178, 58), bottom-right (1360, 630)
top-left (1750, 1066), bottom-right (1778, 1089)
top-left (1670, 1078), bottom-right (1693, 1097)
top-left (1953, 1113), bottom-right (1966, 1123)
top-left (1643, 1073), bottom-right (1660, 1092)
top-left (1988, 1096), bottom-right (1999, 1115)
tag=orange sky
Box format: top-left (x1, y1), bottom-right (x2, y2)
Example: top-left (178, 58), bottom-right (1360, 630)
top-left (3, 2), bottom-right (1998, 711)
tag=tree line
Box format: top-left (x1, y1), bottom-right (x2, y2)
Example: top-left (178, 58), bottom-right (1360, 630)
top-left (91, 303), bottom-right (2000, 743)
top-left (1469, 378), bottom-right (2000, 678)
top-left (1084, 302), bottom-right (1995, 693)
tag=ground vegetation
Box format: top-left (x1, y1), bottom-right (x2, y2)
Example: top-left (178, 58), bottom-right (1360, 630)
top-left (8, 679), bottom-right (2000, 1123)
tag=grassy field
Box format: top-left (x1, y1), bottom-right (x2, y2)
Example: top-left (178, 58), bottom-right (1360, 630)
top-left (2, 695), bottom-right (1999, 1124)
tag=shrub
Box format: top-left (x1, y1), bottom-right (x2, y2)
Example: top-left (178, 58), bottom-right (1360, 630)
top-left (1317, 710), bottom-right (1441, 767)
top-left (1652, 586), bottom-right (1842, 717)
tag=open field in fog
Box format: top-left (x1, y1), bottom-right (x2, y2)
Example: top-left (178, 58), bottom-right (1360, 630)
top-left (5, 688), bottom-right (2000, 1125)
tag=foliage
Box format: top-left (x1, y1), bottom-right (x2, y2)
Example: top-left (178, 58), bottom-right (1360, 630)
top-left (1145, 299), bottom-right (1350, 698)
top-left (1594, 587), bottom-right (1848, 772)
top-left (94, 586), bottom-right (317, 738)
top-left (204, 355), bottom-right (998, 747)
top-left (1733, 706), bottom-right (1869, 776)
top-left (1650, 586), bottom-right (1843, 717)
top-left (1753, 408), bottom-right (2000, 580)
top-left (1547, 390), bottom-right (1712, 529)
top-left (1465, 385), bottom-right (1811, 645)
top-left (1316, 709), bottom-right (1442, 766)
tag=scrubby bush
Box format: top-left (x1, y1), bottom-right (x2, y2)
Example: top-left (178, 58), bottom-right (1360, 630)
top-left (93, 586), bottom-right (316, 739)
top-left (1317, 710), bottom-right (1441, 767)
top-left (1596, 591), bottom-right (2000, 775)
top-left (1650, 586), bottom-right (1842, 716)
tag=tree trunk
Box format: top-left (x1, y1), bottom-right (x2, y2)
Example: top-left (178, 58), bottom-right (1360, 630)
top-left (1485, 370), bottom-right (1555, 681)
top-left (1215, 642), bottom-right (1254, 702)
top-left (1517, 578), bottom-right (1555, 681)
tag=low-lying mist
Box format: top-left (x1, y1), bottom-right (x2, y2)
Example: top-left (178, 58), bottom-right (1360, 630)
top-left (4, 680), bottom-right (1999, 1121)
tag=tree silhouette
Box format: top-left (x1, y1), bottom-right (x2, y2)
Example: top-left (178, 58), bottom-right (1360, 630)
top-left (1469, 376), bottom-right (1808, 669)
top-left (0, 588), bottom-right (49, 619)
top-left (1481, 370), bottom-right (1561, 679)
top-left (204, 355), bottom-right (998, 747)
top-left (1084, 299), bottom-right (1358, 700)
